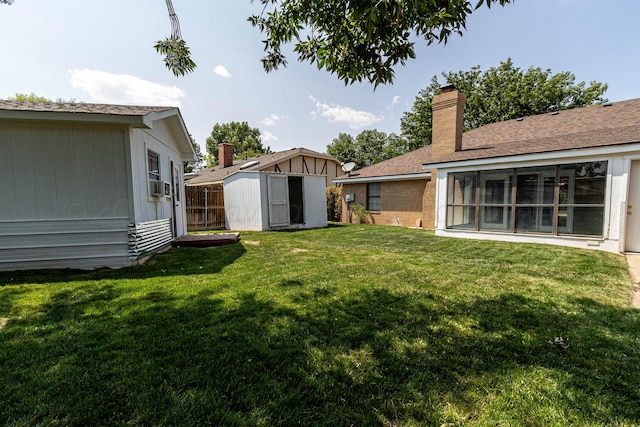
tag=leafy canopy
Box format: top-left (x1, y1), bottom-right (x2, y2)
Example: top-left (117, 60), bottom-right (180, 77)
top-left (401, 58), bottom-right (608, 149)
top-left (205, 121), bottom-right (272, 165)
top-left (3, 0), bottom-right (514, 85)
top-left (327, 130), bottom-right (408, 169)
top-left (250, 0), bottom-right (513, 86)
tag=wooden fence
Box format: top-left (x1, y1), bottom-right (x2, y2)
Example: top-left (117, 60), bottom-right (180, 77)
top-left (185, 186), bottom-right (225, 230)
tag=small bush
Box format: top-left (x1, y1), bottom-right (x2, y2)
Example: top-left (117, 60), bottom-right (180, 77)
top-left (351, 204), bottom-right (369, 224)
top-left (326, 186), bottom-right (343, 222)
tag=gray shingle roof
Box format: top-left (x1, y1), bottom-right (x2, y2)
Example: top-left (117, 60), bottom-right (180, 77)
top-left (337, 98), bottom-right (640, 181)
top-left (0, 100), bottom-right (174, 116)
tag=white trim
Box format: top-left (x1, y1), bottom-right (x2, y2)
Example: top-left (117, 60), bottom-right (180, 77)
top-left (435, 228), bottom-right (620, 253)
top-left (423, 143), bottom-right (640, 170)
top-left (334, 172), bottom-right (431, 184)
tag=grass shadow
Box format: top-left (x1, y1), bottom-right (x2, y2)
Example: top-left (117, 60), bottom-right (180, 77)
top-left (2, 284), bottom-right (639, 425)
top-left (0, 242), bottom-right (247, 286)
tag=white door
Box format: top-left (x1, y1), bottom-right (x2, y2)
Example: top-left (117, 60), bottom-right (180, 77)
top-left (268, 174), bottom-right (290, 227)
top-left (625, 161), bottom-right (640, 251)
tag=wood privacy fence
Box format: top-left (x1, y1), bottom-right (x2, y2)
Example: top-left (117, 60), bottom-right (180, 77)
top-left (185, 186), bottom-right (225, 230)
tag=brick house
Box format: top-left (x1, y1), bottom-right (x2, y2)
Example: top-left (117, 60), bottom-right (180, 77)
top-left (337, 87), bottom-right (640, 253)
top-left (333, 145), bottom-right (435, 227)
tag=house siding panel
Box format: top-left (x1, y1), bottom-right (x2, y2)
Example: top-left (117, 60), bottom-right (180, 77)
top-left (0, 218), bottom-right (130, 271)
top-left (0, 123), bottom-right (133, 270)
top-left (224, 174), bottom-right (264, 230)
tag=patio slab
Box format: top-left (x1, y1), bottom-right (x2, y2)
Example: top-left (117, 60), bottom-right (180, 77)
top-left (625, 254), bottom-right (640, 308)
top-left (172, 233), bottom-right (240, 248)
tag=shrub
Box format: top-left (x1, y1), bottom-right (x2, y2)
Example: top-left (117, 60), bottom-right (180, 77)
top-left (326, 186), bottom-right (343, 222)
top-left (351, 204), bottom-right (369, 224)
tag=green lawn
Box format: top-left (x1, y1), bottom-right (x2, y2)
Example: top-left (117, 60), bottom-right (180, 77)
top-left (1, 224), bottom-right (639, 426)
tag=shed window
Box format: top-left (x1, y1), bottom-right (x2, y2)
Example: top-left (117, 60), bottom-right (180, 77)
top-left (148, 150), bottom-right (160, 181)
top-left (446, 161), bottom-right (607, 237)
top-left (367, 182), bottom-right (381, 211)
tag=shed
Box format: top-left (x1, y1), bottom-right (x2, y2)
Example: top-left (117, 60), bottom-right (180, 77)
top-left (0, 100), bottom-right (196, 271)
top-left (223, 172), bottom-right (327, 231)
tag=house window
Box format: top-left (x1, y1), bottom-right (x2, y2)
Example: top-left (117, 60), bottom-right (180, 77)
top-left (446, 161), bottom-right (607, 237)
top-left (447, 172), bottom-right (476, 229)
top-left (148, 150), bottom-right (160, 181)
top-left (367, 182), bottom-right (381, 211)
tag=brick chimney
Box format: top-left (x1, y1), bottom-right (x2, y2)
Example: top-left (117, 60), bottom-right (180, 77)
top-left (431, 85), bottom-right (465, 158)
top-left (218, 142), bottom-right (234, 168)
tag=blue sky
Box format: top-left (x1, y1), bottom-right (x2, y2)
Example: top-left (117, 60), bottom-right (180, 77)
top-left (2, 0), bottom-right (639, 156)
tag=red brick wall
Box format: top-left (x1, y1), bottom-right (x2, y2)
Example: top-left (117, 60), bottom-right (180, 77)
top-left (218, 143), bottom-right (234, 168)
top-left (341, 178), bottom-right (435, 229)
top-left (431, 90), bottom-right (464, 159)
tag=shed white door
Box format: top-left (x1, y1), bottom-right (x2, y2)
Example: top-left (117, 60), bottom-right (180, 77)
top-left (626, 160), bottom-right (640, 252)
top-left (268, 174), bottom-right (290, 227)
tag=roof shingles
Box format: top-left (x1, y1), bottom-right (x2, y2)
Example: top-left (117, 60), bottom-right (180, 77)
top-left (338, 98), bottom-right (640, 180)
top-left (0, 100), bottom-right (174, 116)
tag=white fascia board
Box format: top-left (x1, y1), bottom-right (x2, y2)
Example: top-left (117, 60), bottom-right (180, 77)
top-left (334, 172), bottom-right (431, 184)
top-left (422, 143), bottom-right (640, 170)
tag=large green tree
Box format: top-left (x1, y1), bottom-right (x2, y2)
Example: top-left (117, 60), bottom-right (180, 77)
top-left (205, 121), bottom-right (271, 164)
top-left (2, 0), bottom-right (512, 85)
top-left (327, 130), bottom-right (407, 169)
top-left (400, 58), bottom-right (608, 149)
top-left (250, 0), bottom-right (512, 86)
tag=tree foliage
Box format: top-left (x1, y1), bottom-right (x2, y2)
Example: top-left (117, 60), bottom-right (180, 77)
top-left (3, 0), bottom-right (195, 77)
top-left (327, 130), bottom-right (408, 169)
top-left (3, 1), bottom-right (517, 85)
top-left (205, 121), bottom-right (272, 164)
top-left (154, 37), bottom-right (196, 77)
top-left (249, 0), bottom-right (512, 86)
top-left (400, 58), bottom-right (608, 148)
top-left (6, 93), bottom-right (77, 103)
top-left (184, 134), bottom-right (203, 173)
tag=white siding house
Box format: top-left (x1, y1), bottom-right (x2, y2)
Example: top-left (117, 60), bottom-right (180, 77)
top-left (223, 171), bottom-right (328, 231)
top-left (422, 88), bottom-right (640, 253)
top-left (0, 101), bottom-right (196, 271)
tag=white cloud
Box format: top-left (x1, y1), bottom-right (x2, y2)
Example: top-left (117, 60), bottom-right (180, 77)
top-left (309, 96), bottom-right (382, 129)
top-left (261, 130), bottom-right (278, 142)
top-left (213, 65), bottom-right (231, 78)
top-left (261, 114), bottom-right (284, 126)
top-left (69, 69), bottom-right (184, 106)
top-left (391, 95), bottom-right (400, 106)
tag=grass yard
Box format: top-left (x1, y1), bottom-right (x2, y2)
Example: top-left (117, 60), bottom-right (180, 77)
top-left (1, 224), bottom-right (639, 426)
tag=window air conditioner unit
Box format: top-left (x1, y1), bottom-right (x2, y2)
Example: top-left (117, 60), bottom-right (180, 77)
top-left (149, 180), bottom-right (163, 196)
top-left (164, 181), bottom-right (171, 196)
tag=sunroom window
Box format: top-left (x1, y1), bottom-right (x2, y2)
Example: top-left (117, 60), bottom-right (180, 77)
top-left (446, 161), bottom-right (607, 237)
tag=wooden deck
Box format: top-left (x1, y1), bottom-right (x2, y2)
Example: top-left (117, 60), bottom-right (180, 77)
top-left (172, 233), bottom-right (240, 248)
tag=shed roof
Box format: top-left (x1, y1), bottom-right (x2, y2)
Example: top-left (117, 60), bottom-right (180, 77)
top-left (336, 97), bottom-right (640, 182)
top-left (187, 147), bottom-right (339, 186)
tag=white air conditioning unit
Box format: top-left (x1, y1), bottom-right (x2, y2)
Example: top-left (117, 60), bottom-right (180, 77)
top-left (149, 180), bottom-right (163, 197)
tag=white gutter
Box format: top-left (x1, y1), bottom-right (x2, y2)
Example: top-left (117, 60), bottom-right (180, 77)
top-left (422, 143), bottom-right (640, 170)
top-left (334, 172), bottom-right (431, 184)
